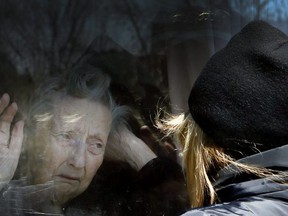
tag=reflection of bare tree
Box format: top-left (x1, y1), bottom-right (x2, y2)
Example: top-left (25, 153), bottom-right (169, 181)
top-left (0, 0), bottom-right (170, 124)
top-left (0, 0), bottom-right (160, 85)
top-left (0, 0), bottom-right (105, 83)
top-left (100, 0), bottom-right (150, 55)
top-left (121, 0), bottom-right (148, 54)
top-left (254, 0), bottom-right (269, 20)
top-left (231, 0), bottom-right (288, 21)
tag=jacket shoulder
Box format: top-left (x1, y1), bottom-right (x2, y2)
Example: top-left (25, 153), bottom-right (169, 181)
top-left (181, 196), bottom-right (288, 216)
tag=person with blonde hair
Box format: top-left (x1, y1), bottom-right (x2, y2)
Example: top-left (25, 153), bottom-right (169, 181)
top-left (159, 21), bottom-right (288, 215)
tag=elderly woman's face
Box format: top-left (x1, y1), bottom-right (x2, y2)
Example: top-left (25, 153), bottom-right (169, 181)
top-left (28, 95), bottom-right (112, 205)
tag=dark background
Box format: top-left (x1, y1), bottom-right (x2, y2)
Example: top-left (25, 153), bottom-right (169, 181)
top-left (0, 0), bottom-right (287, 130)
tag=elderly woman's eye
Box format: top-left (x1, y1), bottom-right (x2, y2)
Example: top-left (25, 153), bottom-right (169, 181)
top-left (53, 132), bottom-right (73, 144)
top-left (49, 131), bottom-right (73, 147)
top-left (59, 133), bottom-right (70, 139)
top-left (87, 142), bottom-right (104, 155)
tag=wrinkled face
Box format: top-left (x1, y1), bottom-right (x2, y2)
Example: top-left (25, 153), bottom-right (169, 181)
top-left (28, 95), bottom-right (112, 205)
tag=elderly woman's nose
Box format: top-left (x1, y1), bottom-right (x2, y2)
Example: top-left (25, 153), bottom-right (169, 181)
top-left (68, 139), bottom-right (86, 168)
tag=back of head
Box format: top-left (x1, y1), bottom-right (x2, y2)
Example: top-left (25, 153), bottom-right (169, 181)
top-left (188, 21), bottom-right (288, 157)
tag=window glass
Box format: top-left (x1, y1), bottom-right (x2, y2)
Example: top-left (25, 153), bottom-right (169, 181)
top-left (0, 1), bottom-right (287, 215)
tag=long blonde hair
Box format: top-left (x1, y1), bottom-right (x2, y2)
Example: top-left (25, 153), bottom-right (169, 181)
top-left (157, 112), bottom-right (285, 208)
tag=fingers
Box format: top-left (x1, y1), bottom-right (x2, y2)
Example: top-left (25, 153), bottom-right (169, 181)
top-left (164, 141), bottom-right (177, 161)
top-left (0, 102), bottom-right (17, 123)
top-left (0, 93), bottom-right (10, 114)
top-left (9, 120), bottom-right (24, 151)
top-left (139, 125), bottom-right (158, 152)
top-left (0, 93), bottom-right (19, 146)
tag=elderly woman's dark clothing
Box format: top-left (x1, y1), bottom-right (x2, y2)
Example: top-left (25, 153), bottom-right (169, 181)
top-left (67, 157), bottom-right (189, 216)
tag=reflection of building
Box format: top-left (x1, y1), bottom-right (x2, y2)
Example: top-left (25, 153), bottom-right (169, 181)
top-left (151, 7), bottom-right (243, 113)
top-left (1, 0), bottom-right (288, 112)
top-left (150, 0), bottom-right (288, 112)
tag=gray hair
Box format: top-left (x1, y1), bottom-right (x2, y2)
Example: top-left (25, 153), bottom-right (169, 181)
top-left (16, 65), bottom-right (117, 178)
top-left (26, 65), bottom-right (114, 127)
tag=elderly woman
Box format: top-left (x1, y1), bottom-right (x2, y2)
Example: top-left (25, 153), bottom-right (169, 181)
top-left (0, 64), bottom-right (188, 216)
top-left (159, 21), bottom-right (288, 215)
top-left (0, 65), bottom-right (114, 215)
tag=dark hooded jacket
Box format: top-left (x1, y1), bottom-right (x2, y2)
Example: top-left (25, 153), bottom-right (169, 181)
top-left (182, 144), bottom-right (288, 215)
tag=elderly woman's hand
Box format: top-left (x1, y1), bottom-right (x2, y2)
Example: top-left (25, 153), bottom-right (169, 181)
top-left (105, 126), bottom-right (157, 171)
top-left (0, 93), bottom-right (24, 183)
